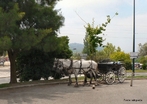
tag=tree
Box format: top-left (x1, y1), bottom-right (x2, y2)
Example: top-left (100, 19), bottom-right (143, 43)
top-left (0, 0), bottom-right (64, 83)
top-left (103, 43), bottom-right (116, 57)
top-left (82, 33), bottom-right (89, 55)
top-left (55, 36), bottom-right (72, 58)
top-left (138, 56), bottom-right (147, 64)
top-left (137, 56), bottom-right (147, 70)
top-left (95, 43), bottom-right (131, 70)
top-left (95, 50), bottom-right (108, 62)
top-left (83, 13), bottom-right (118, 59)
top-left (110, 52), bottom-right (132, 70)
top-left (16, 49), bottom-right (54, 81)
top-left (116, 46), bottom-right (121, 52)
top-left (110, 52), bottom-right (130, 61)
top-left (95, 43), bottom-right (120, 62)
top-left (138, 43), bottom-right (147, 56)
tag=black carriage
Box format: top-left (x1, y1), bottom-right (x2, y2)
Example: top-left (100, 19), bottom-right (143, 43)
top-left (97, 60), bottom-right (127, 85)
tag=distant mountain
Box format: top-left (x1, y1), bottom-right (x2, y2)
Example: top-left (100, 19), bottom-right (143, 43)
top-left (69, 43), bottom-right (103, 53)
top-left (69, 43), bottom-right (84, 53)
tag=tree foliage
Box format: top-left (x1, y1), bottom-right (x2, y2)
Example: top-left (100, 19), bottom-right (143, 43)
top-left (95, 43), bottom-right (122, 62)
top-left (110, 52), bottom-right (130, 61)
top-left (138, 43), bottom-right (147, 56)
top-left (137, 56), bottom-right (147, 70)
top-left (116, 46), bottom-right (121, 52)
top-left (95, 42), bottom-right (131, 69)
top-left (83, 13), bottom-right (118, 59)
top-left (110, 51), bottom-right (132, 70)
top-left (138, 56), bottom-right (147, 64)
top-left (0, 0), bottom-right (64, 83)
top-left (16, 49), bottom-right (54, 81)
top-left (83, 16), bottom-right (111, 56)
top-left (55, 36), bottom-right (73, 58)
top-left (95, 50), bottom-right (108, 62)
top-left (103, 43), bottom-right (116, 57)
top-left (16, 36), bottom-right (72, 81)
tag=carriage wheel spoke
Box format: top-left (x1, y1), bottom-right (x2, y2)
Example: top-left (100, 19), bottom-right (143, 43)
top-left (118, 67), bottom-right (127, 83)
top-left (105, 71), bottom-right (115, 85)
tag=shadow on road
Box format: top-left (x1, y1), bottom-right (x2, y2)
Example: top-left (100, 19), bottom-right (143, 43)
top-left (0, 83), bottom-right (91, 104)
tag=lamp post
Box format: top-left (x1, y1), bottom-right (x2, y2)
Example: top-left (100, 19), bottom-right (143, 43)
top-left (130, 0), bottom-right (135, 87)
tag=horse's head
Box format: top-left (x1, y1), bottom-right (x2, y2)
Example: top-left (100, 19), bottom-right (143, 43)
top-left (53, 59), bottom-right (63, 71)
top-left (53, 59), bottom-right (69, 77)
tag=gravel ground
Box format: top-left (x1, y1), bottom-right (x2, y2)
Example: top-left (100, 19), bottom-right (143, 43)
top-left (0, 80), bottom-right (147, 104)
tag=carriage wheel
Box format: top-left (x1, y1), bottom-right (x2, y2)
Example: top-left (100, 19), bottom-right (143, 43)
top-left (97, 73), bottom-right (105, 82)
top-left (105, 71), bottom-right (115, 85)
top-left (118, 67), bottom-right (127, 83)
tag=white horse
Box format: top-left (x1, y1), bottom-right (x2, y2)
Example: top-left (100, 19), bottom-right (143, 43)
top-left (53, 59), bottom-right (99, 87)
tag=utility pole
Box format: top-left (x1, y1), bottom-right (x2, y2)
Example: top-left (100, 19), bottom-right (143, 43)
top-left (130, 0), bottom-right (135, 87)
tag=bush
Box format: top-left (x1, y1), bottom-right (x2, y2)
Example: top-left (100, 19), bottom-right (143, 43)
top-left (16, 49), bottom-right (54, 82)
top-left (51, 71), bottom-right (63, 79)
top-left (142, 64), bottom-right (147, 70)
top-left (124, 61), bottom-right (132, 70)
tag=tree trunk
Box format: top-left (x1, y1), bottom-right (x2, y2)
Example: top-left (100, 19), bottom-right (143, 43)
top-left (8, 50), bottom-right (17, 84)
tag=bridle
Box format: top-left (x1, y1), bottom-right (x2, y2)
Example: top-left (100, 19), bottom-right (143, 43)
top-left (54, 59), bottom-right (73, 76)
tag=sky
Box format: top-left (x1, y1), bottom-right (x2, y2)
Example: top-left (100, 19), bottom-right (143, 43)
top-left (55, 0), bottom-right (147, 53)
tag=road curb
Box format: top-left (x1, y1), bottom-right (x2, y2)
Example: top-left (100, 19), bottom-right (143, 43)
top-left (0, 81), bottom-right (69, 90)
top-left (0, 78), bottom-right (146, 90)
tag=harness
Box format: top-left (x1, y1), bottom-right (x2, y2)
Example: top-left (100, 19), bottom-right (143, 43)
top-left (61, 59), bottom-right (73, 70)
top-left (67, 59), bottom-right (73, 70)
top-left (55, 59), bottom-right (95, 75)
top-left (79, 60), bottom-right (82, 74)
top-left (79, 60), bottom-right (93, 74)
top-left (56, 59), bottom-right (73, 75)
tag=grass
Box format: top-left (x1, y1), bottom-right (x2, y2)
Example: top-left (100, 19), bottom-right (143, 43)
top-left (126, 75), bottom-right (147, 79)
top-left (0, 83), bottom-right (10, 88)
top-left (0, 79), bottom-right (69, 89)
top-left (127, 69), bottom-right (147, 73)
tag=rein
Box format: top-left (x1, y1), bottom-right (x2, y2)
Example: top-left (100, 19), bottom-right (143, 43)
top-left (68, 59), bottom-right (73, 70)
top-left (57, 59), bottom-right (73, 71)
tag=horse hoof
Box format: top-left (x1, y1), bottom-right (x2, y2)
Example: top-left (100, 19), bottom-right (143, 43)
top-left (68, 83), bottom-right (71, 86)
top-left (83, 83), bottom-right (87, 86)
top-left (97, 83), bottom-right (100, 86)
top-left (74, 84), bottom-right (79, 87)
top-left (92, 85), bottom-right (95, 89)
top-left (83, 83), bottom-right (88, 86)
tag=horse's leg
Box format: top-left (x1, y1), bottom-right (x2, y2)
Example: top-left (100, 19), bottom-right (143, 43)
top-left (68, 74), bottom-right (72, 86)
top-left (74, 72), bottom-right (79, 87)
top-left (94, 76), bottom-right (98, 86)
top-left (91, 70), bottom-right (98, 86)
top-left (89, 71), bottom-right (93, 85)
top-left (74, 75), bottom-right (78, 87)
top-left (83, 74), bottom-right (87, 86)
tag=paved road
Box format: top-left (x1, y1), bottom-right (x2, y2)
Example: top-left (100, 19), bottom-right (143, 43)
top-left (0, 80), bottom-right (147, 104)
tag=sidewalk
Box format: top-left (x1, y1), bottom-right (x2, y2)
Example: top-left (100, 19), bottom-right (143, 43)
top-left (0, 64), bottom-right (10, 78)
